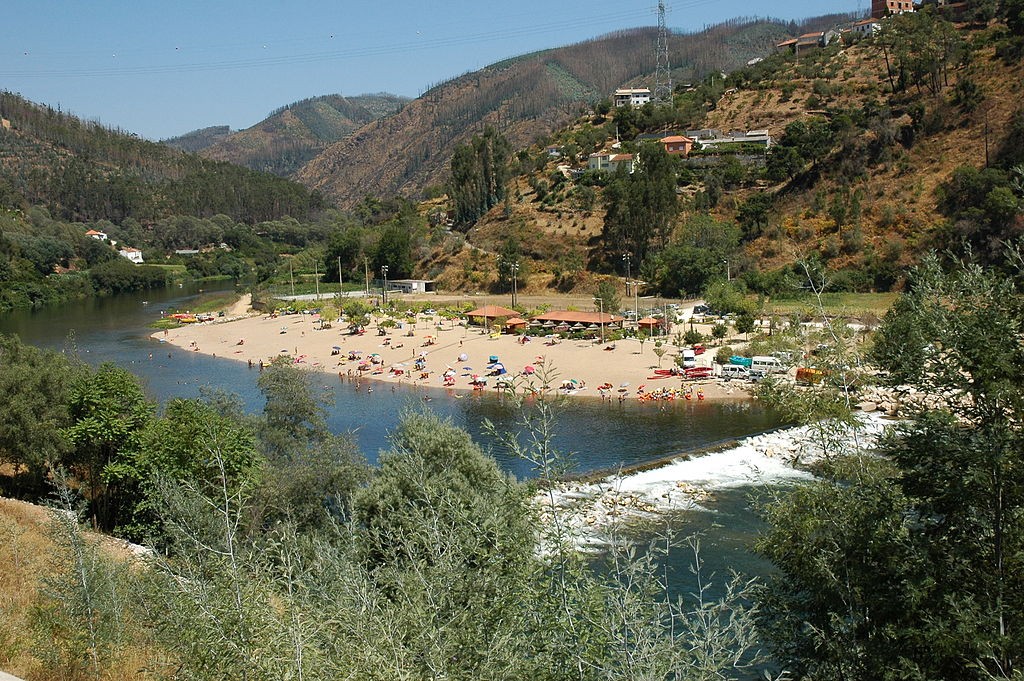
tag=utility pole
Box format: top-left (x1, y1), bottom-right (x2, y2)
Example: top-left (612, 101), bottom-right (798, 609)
top-left (337, 256), bottom-right (343, 299)
top-left (289, 260), bottom-right (295, 297)
top-left (380, 265), bottom-right (389, 307)
top-left (314, 261), bottom-right (319, 300)
top-left (595, 297), bottom-right (605, 344)
top-left (363, 257), bottom-right (370, 296)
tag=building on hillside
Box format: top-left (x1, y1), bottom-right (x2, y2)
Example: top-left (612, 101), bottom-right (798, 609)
top-left (388, 279), bottom-right (435, 294)
top-left (697, 130), bottom-right (772, 151)
top-left (850, 17), bottom-right (883, 36)
top-left (685, 128), bottom-right (721, 140)
top-left (588, 152), bottom-right (635, 173)
top-left (613, 88), bottom-right (651, 108)
top-left (119, 247), bottom-right (144, 264)
top-left (777, 30), bottom-right (840, 54)
top-left (85, 229), bottom-right (108, 240)
top-left (660, 135), bottom-right (694, 156)
top-left (872, 0), bottom-right (914, 17)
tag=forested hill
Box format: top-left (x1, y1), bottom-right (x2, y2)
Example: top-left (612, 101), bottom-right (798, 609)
top-left (295, 20), bottom-right (798, 207)
top-left (0, 92), bottom-right (325, 225)
top-left (163, 93), bottom-right (409, 177)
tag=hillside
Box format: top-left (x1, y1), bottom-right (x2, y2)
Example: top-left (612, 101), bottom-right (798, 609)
top-left (165, 93), bottom-right (408, 177)
top-left (415, 15), bottom-right (1024, 296)
top-left (296, 21), bottom-right (793, 207)
top-left (0, 91), bottom-right (324, 225)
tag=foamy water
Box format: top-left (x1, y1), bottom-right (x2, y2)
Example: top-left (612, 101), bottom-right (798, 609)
top-left (536, 413), bottom-right (892, 552)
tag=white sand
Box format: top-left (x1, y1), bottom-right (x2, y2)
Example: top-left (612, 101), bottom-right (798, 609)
top-left (152, 308), bottom-right (750, 402)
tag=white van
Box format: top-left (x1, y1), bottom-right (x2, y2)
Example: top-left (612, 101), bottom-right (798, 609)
top-left (750, 355), bottom-right (785, 378)
top-left (682, 349), bottom-right (697, 368)
top-left (720, 364), bottom-right (749, 380)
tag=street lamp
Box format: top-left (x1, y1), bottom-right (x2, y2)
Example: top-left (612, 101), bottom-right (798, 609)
top-left (380, 265), bottom-right (389, 306)
top-left (622, 253), bottom-right (631, 298)
top-left (723, 258), bottom-right (731, 281)
top-left (594, 297), bottom-right (605, 344)
top-left (510, 262), bottom-right (519, 308)
top-left (498, 257), bottom-right (519, 308)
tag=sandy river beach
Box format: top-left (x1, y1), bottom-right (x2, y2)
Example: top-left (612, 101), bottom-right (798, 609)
top-left (152, 300), bottom-right (749, 403)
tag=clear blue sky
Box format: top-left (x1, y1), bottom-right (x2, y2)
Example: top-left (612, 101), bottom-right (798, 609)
top-left (3, 0), bottom-right (856, 141)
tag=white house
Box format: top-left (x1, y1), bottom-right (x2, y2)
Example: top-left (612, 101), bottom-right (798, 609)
top-left (85, 229), bottom-right (108, 241)
top-left (588, 152), bottom-right (635, 173)
top-left (119, 247), bottom-right (144, 264)
top-left (613, 88), bottom-right (651, 108)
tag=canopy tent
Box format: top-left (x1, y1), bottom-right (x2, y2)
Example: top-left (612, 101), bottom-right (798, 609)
top-left (465, 305), bottom-right (518, 327)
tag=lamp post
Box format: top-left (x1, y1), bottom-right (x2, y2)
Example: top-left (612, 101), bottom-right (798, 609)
top-left (498, 257), bottom-right (519, 308)
top-left (723, 258), bottom-right (731, 281)
top-left (380, 265), bottom-right (389, 307)
top-left (510, 262), bottom-right (519, 309)
top-left (594, 297), bottom-right (605, 344)
top-left (622, 253), bottom-right (631, 298)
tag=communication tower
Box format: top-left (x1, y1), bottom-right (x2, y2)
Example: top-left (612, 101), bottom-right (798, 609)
top-left (653, 0), bottom-right (672, 103)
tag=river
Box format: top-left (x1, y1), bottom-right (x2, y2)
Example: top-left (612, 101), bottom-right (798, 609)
top-left (0, 283), bottom-right (786, 592)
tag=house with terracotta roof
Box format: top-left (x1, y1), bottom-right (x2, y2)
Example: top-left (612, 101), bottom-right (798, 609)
top-left (119, 247), bottom-right (144, 264)
top-left (659, 135), bottom-right (693, 156)
top-left (85, 229), bottom-right (108, 241)
top-left (872, 0), bottom-right (914, 17)
top-left (588, 152), bottom-right (635, 173)
top-left (850, 17), bottom-right (882, 36)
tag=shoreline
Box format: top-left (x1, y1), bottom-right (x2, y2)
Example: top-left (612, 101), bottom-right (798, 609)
top-left (150, 308), bottom-right (754, 405)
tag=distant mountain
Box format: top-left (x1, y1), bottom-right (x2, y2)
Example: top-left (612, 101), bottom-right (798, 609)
top-left (165, 93), bottom-right (408, 177)
top-left (161, 125), bottom-right (233, 153)
top-left (295, 21), bottom-right (793, 207)
top-left (0, 91), bottom-right (324, 224)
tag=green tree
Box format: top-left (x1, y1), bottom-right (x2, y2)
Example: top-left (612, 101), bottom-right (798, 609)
top-left (758, 253), bottom-right (1024, 678)
top-left (594, 279), bottom-right (621, 317)
top-left (62, 364), bottom-right (153, 531)
top-left (352, 410), bottom-right (536, 678)
top-left (449, 127), bottom-right (512, 227)
top-left (0, 335), bottom-right (84, 484)
top-left (602, 142), bottom-right (679, 266)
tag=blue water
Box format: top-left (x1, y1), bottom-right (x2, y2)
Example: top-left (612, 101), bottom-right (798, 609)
top-left (0, 284), bottom-right (784, 610)
top-left (0, 283), bottom-right (784, 479)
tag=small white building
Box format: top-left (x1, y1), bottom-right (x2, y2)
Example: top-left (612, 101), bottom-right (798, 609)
top-left (388, 279), bottom-right (436, 294)
top-left (613, 88), bottom-right (651, 108)
top-left (85, 229), bottom-right (108, 240)
top-left (119, 247), bottom-right (144, 264)
top-left (588, 152), bottom-right (636, 173)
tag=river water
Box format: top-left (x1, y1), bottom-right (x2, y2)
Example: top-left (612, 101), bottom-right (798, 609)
top-left (0, 283), bottom-right (786, 592)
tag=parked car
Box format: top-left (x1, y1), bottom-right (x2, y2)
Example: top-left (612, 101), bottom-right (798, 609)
top-left (720, 364), bottom-right (749, 380)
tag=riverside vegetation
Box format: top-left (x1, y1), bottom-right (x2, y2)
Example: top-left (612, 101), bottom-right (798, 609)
top-left (1, 250), bottom-right (1023, 679)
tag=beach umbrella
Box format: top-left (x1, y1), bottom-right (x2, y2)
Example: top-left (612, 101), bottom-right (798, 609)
top-left (620, 382), bottom-right (629, 387)
top-left (524, 365), bottom-right (535, 374)
top-left (543, 321), bottom-right (556, 327)
top-left (458, 353), bottom-right (468, 362)
top-left (572, 323), bottom-right (585, 329)
top-left (489, 355), bottom-right (499, 362)
top-left (586, 324), bottom-right (599, 330)
top-left (492, 363), bottom-right (505, 372)
top-left (332, 345), bottom-right (341, 350)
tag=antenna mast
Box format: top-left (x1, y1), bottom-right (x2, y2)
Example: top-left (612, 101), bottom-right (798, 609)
top-left (654, 0), bottom-right (672, 103)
